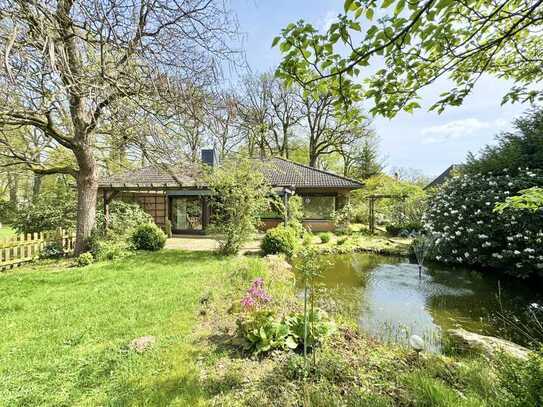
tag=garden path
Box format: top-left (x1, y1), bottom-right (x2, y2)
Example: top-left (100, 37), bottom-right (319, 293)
top-left (165, 234), bottom-right (263, 253)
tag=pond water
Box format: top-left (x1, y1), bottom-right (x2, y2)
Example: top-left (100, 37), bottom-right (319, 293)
top-left (295, 253), bottom-right (543, 352)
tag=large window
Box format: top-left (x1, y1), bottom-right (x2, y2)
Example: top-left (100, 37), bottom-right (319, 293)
top-left (302, 195), bottom-right (335, 219)
top-left (171, 196), bottom-right (202, 231)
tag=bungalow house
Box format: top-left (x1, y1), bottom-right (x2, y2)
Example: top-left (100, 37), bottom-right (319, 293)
top-left (98, 149), bottom-right (363, 234)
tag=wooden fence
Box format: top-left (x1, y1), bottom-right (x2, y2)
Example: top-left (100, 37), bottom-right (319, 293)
top-left (0, 229), bottom-right (76, 271)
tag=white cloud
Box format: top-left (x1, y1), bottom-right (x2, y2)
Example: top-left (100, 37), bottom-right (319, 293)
top-left (421, 118), bottom-right (508, 144)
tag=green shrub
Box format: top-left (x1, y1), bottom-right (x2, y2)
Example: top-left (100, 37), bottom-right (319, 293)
top-left (13, 191), bottom-right (76, 234)
top-left (386, 222), bottom-right (422, 237)
top-left (76, 252), bottom-right (94, 267)
top-left (336, 236), bottom-right (348, 246)
top-left (331, 203), bottom-right (354, 233)
top-left (236, 310), bottom-right (298, 356)
top-left (261, 225), bottom-right (299, 256)
top-left (236, 308), bottom-right (335, 356)
top-left (207, 159), bottom-right (271, 255)
top-left (88, 229), bottom-right (131, 261)
top-left (94, 241), bottom-right (131, 261)
top-left (130, 223), bottom-right (167, 251)
top-left (41, 241), bottom-right (64, 259)
top-left (495, 348), bottom-right (543, 406)
top-left (426, 170), bottom-right (543, 278)
top-left (318, 232), bottom-right (332, 243)
top-left (96, 200), bottom-right (153, 239)
top-left (302, 232), bottom-right (314, 246)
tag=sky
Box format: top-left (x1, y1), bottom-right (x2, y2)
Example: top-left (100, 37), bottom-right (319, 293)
top-left (230, 0), bottom-right (528, 178)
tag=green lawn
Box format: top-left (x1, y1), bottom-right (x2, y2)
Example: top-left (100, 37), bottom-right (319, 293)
top-left (0, 225), bottom-right (16, 240)
top-left (0, 250), bottom-right (241, 406)
top-left (2, 247), bottom-right (540, 407)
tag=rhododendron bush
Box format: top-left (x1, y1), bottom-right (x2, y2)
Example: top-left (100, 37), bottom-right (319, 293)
top-left (425, 169), bottom-right (543, 278)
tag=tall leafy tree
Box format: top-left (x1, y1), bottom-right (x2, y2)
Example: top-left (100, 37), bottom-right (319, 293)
top-left (207, 90), bottom-right (242, 160)
top-left (299, 86), bottom-right (364, 168)
top-left (340, 131), bottom-right (383, 179)
top-left (465, 107), bottom-right (543, 175)
top-left (0, 0), bottom-right (239, 253)
top-left (274, 0), bottom-right (543, 117)
top-left (269, 75), bottom-right (302, 159)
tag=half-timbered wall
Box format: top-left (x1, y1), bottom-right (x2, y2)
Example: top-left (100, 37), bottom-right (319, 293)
top-left (117, 192), bottom-right (168, 229)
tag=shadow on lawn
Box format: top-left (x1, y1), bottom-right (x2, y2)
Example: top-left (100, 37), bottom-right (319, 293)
top-left (206, 332), bottom-right (247, 360)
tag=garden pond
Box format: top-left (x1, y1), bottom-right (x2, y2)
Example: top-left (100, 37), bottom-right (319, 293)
top-left (295, 253), bottom-right (543, 352)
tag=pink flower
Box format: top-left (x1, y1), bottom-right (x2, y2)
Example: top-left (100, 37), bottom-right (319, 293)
top-left (240, 278), bottom-right (272, 311)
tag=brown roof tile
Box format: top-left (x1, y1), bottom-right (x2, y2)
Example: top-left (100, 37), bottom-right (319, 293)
top-left (99, 157), bottom-right (363, 190)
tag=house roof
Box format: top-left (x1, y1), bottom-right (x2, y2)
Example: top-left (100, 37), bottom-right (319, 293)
top-left (98, 163), bottom-right (205, 189)
top-left (425, 164), bottom-right (459, 189)
top-left (258, 157), bottom-right (363, 189)
top-left (98, 157), bottom-right (363, 190)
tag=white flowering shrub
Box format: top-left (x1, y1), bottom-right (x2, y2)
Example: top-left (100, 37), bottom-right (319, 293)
top-left (425, 169), bottom-right (543, 278)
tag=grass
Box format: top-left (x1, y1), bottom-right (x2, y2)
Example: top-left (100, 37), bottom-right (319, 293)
top-left (317, 232), bottom-right (412, 256)
top-left (0, 225), bottom-right (16, 240)
top-left (2, 247), bottom-right (540, 406)
top-left (0, 250), bottom-right (251, 406)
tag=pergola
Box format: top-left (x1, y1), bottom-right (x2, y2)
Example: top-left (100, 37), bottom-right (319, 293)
top-left (367, 194), bottom-right (407, 234)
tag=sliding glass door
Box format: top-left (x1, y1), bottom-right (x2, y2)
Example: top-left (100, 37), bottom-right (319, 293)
top-left (170, 196), bottom-right (203, 233)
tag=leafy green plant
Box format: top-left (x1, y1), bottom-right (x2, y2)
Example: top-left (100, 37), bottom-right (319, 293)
top-left (96, 242), bottom-right (132, 261)
top-left (130, 223), bottom-right (167, 251)
top-left (495, 348), bottom-right (543, 407)
top-left (207, 159), bottom-right (271, 255)
top-left (494, 187), bottom-right (543, 213)
top-left (331, 203), bottom-right (354, 233)
top-left (13, 191), bottom-right (76, 234)
top-left (425, 169), bottom-right (543, 278)
top-left (96, 200), bottom-right (153, 239)
top-left (76, 252), bottom-right (94, 267)
top-left (318, 232), bottom-right (332, 243)
top-left (236, 308), bottom-right (335, 357)
top-left (302, 232), bottom-right (314, 246)
top-left (41, 241), bottom-right (64, 259)
top-left (261, 225), bottom-right (299, 257)
top-left (285, 309), bottom-right (336, 350)
top-left (236, 310), bottom-right (298, 356)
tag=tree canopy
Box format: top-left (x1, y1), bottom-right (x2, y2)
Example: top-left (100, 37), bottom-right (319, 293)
top-left (274, 0), bottom-right (543, 117)
top-left (464, 107), bottom-right (543, 175)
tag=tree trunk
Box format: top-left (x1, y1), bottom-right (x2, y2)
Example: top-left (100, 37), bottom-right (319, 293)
top-left (309, 149), bottom-right (318, 167)
top-left (7, 172), bottom-right (18, 205)
top-left (74, 144), bottom-right (98, 255)
top-left (283, 128), bottom-right (289, 159)
top-left (32, 174), bottom-right (43, 200)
